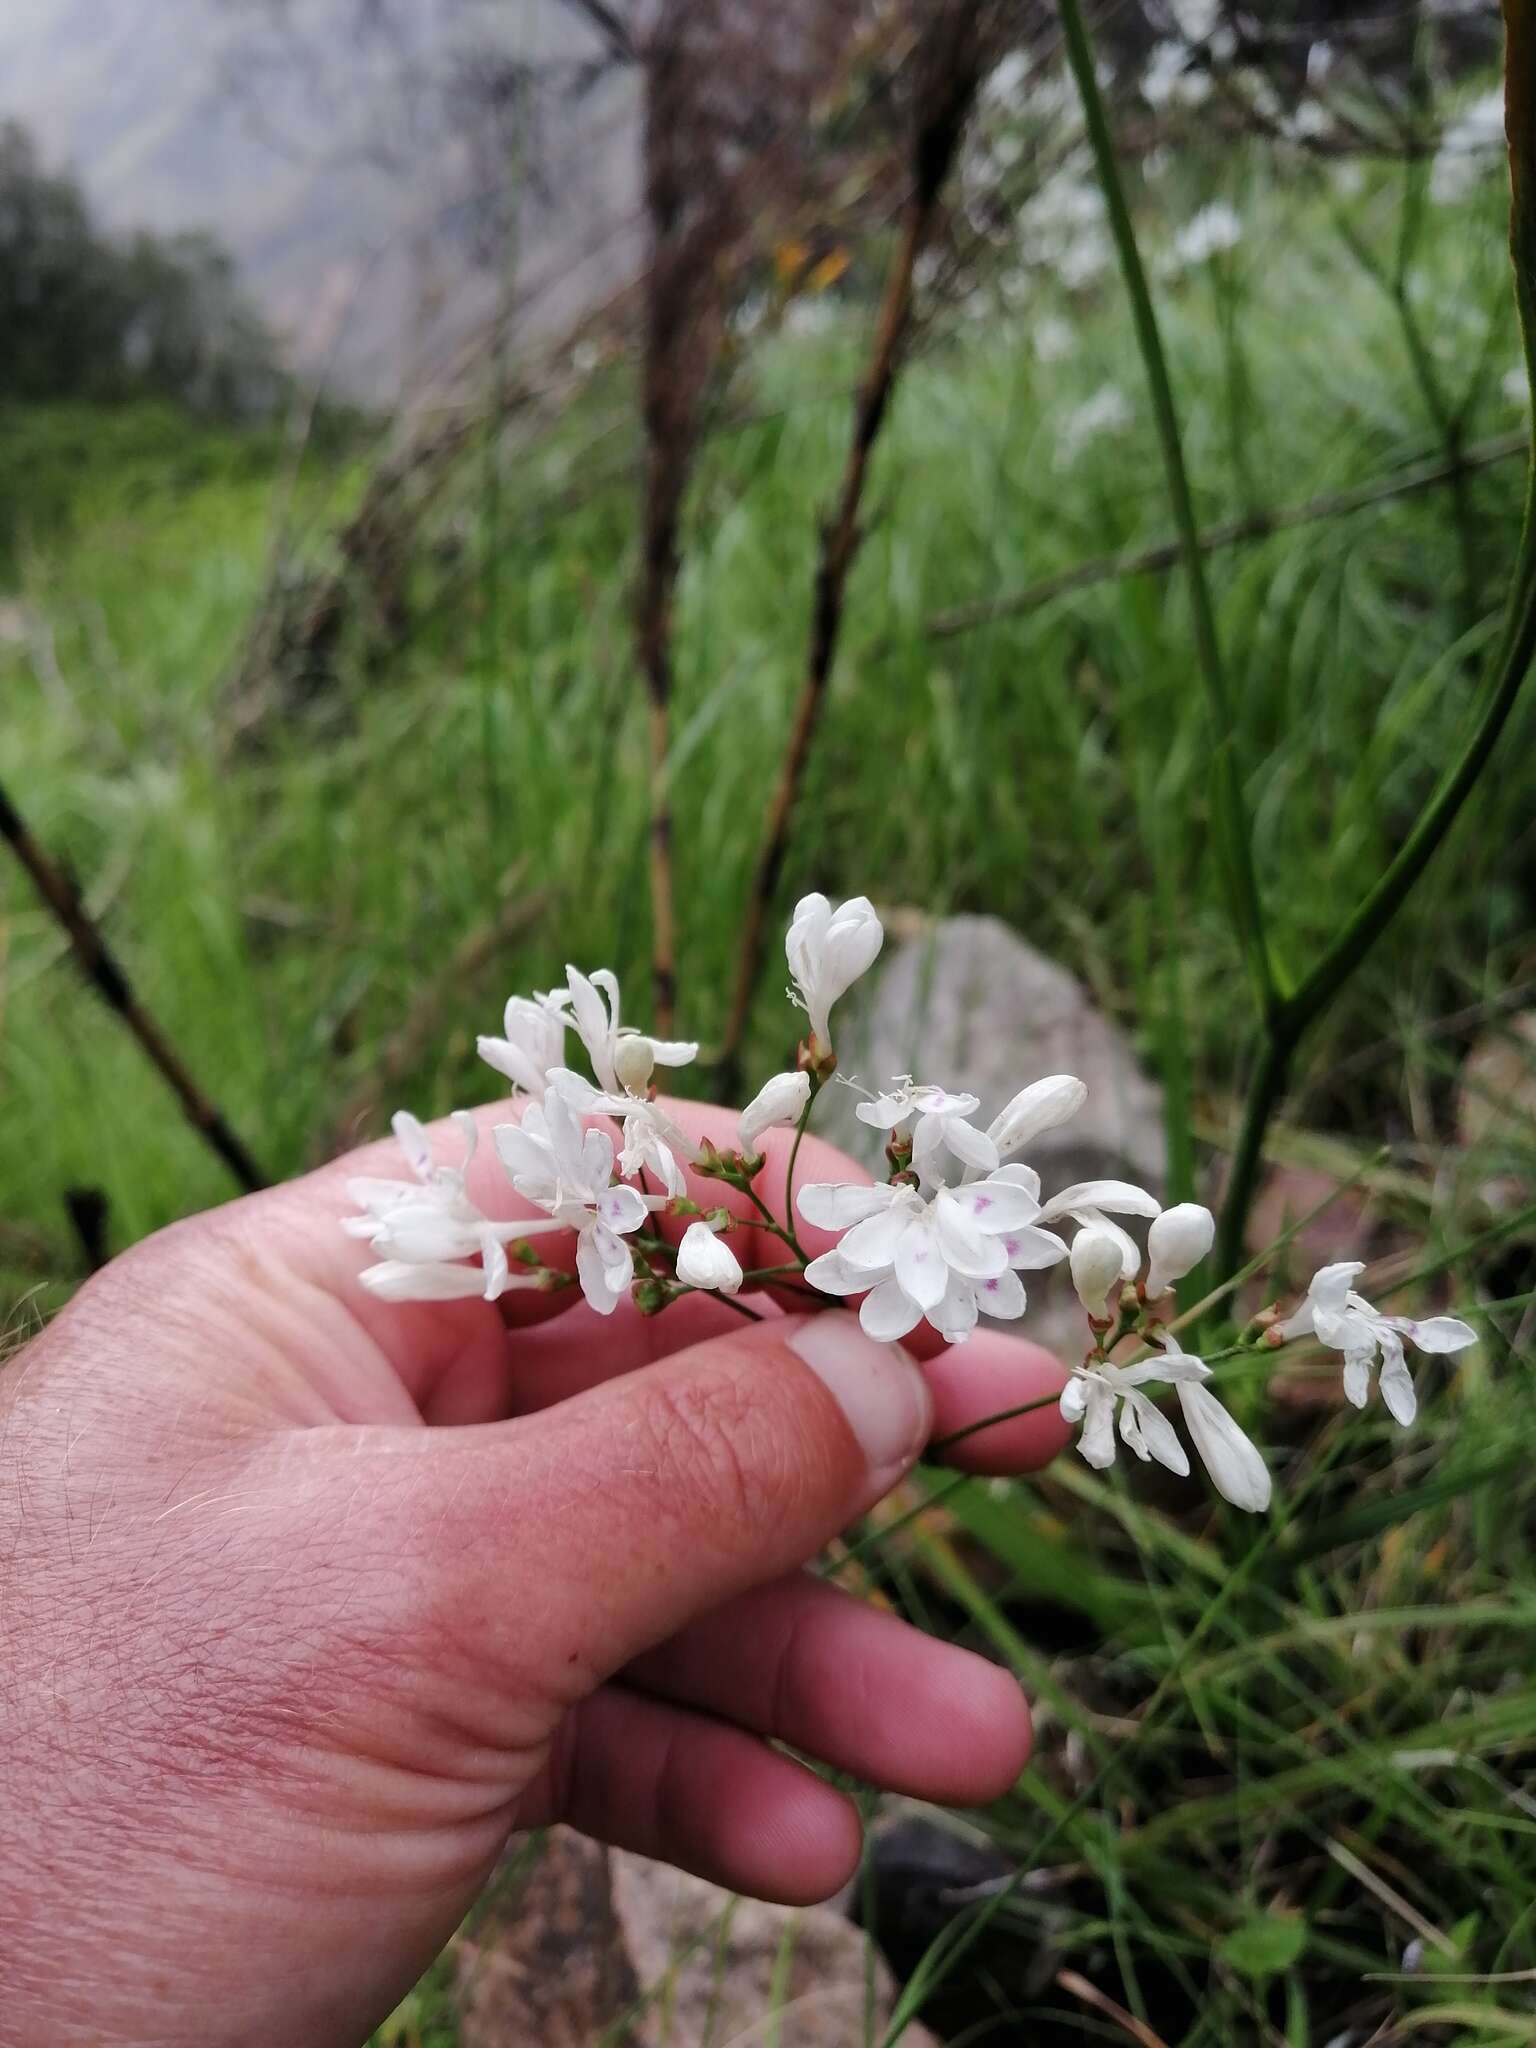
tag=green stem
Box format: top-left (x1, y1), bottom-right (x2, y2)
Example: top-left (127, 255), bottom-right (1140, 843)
top-left (1057, 0), bottom-right (1276, 1021)
top-left (1209, 15), bottom-right (1536, 1280)
top-left (1214, 1026), bottom-right (1296, 1287)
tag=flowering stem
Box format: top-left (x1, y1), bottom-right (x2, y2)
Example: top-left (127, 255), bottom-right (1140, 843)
top-left (1056, 0), bottom-right (1277, 1024)
top-left (782, 1085), bottom-right (818, 1249)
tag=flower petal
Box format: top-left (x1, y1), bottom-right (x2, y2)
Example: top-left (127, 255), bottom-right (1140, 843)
top-left (1076, 1379), bottom-right (1117, 1469)
top-left (1399, 1315), bottom-right (1477, 1355)
top-left (999, 1225), bottom-right (1068, 1271)
top-left (797, 1181), bottom-right (900, 1230)
top-left (929, 1273), bottom-right (980, 1345)
top-left (1038, 1179), bottom-right (1161, 1222)
top-left (942, 1117), bottom-right (1000, 1173)
top-left (948, 1178), bottom-right (1045, 1232)
top-left (1176, 1382), bottom-right (1271, 1512)
top-left (359, 1259), bottom-right (487, 1302)
top-left (985, 1075), bottom-right (1088, 1159)
top-left (1122, 1389), bottom-right (1189, 1476)
top-left (934, 1190), bottom-right (1007, 1278)
top-left (803, 1249), bottom-right (879, 1297)
top-left (893, 1213), bottom-right (948, 1311)
top-left (859, 1278), bottom-right (925, 1343)
top-left (840, 1202), bottom-right (916, 1271)
top-left (973, 1267), bottom-right (1026, 1320)
top-left (390, 1110), bottom-right (434, 1183)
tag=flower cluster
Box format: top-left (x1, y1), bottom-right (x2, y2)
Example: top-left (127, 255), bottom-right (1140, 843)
top-left (346, 889), bottom-right (1480, 1517)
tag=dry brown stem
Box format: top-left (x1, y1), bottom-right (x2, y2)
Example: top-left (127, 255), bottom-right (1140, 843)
top-left (716, 1), bottom-right (991, 1091)
top-left (0, 779), bottom-right (265, 1191)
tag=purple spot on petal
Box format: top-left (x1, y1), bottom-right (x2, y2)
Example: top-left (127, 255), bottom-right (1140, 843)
top-left (984, 1278), bottom-right (999, 1294)
top-left (1003, 1237), bottom-right (1019, 1256)
top-left (974, 1195), bottom-right (992, 1212)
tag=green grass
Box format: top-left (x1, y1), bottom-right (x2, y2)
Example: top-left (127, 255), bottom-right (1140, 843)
top-left (5, 117), bottom-right (1536, 2046)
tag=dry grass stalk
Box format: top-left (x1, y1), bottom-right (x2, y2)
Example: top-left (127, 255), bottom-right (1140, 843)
top-left (634, 0), bottom-right (880, 1035)
top-left (917, 430), bottom-right (1529, 647)
top-left (0, 778), bottom-right (265, 1191)
top-left (716, 0), bottom-right (993, 1090)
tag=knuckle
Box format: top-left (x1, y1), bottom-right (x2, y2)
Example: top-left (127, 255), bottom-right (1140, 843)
top-left (637, 1359), bottom-right (802, 1534)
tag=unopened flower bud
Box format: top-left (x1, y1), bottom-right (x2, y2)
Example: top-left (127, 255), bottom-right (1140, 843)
top-left (1071, 1227), bottom-right (1126, 1319)
top-left (1144, 1203), bottom-right (1215, 1297)
top-left (675, 1219), bottom-right (744, 1294)
top-left (738, 1070), bottom-right (812, 1156)
top-left (614, 1036), bottom-right (657, 1094)
top-left (632, 1276), bottom-right (669, 1316)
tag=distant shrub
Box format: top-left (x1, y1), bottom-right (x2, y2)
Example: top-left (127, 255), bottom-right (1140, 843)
top-left (0, 119), bottom-right (283, 417)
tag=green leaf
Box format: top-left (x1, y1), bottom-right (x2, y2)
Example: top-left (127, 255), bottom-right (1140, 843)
top-left (1219, 1913), bottom-right (1308, 1978)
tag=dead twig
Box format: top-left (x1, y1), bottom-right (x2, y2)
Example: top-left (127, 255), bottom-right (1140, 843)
top-left (716, 2), bottom-right (989, 1093)
top-left (0, 779), bottom-right (265, 1192)
top-left (916, 430), bottom-right (1529, 648)
top-left (315, 874), bottom-right (548, 1162)
top-left (1053, 1970), bottom-right (1173, 2048)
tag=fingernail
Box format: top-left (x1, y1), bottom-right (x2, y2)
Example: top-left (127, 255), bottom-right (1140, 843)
top-left (789, 1313), bottom-right (932, 1486)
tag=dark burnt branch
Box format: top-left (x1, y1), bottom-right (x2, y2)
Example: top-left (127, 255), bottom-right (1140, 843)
top-left (716, 3), bottom-right (989, 1090)
top-left (0, 781), bottom-right (266, 1192)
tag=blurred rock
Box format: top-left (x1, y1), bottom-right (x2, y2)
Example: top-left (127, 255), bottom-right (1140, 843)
top-left (820, 914), bottom-right (1164, 1357)
top-left (1457, 1011), bottom-right (1536, 1181)
top-left (821, 915), bottom-right (1163, 1189)
top-left (455, 1826), bottom-right (938, 2047)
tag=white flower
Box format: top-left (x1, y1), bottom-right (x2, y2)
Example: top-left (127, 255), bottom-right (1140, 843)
top-left (1056, 386), bottom-right (1133, 468)
top-left (985, 1074), bottom-right (1088, 1163)
top-left (1276, 1263), bottom-right (1476, 1425)
top-left (1070, 1226), bottom-right (1126, 1318)
top-left (477, 991), bottom-right (569, 1098)
top-left (546, 1067), bottom-right (698, 1198)
top-left (1143, 40), bottom-right (1211, 109)
top-left (1168, 0), bottom-right (1220, 42)
top-left (786, 894), bottom-right (884, 1049)
top-left (1144, 1202), bottom-right (1215, 1296)
top-left (1430, 88), bottom-right (1505, 205)
top-left (800, 1168), bottom-right (1066, 1345)
top-left (738, 1070), bottom-right (812, 1156)
top-left (1033, 315), bottom-right (1074, 365)
top-left (1035, 1178), bottom-right (1163, 1281)
top-left (358, 1260), bottom-right (506, 1302)
top-left (347, 1110), bottom-right (552, 1302)
top-left (1172, 200), bottom-right (1242, 267)
top-left (561, 965), bottom-right (698, 1095)
top-left (856, 1079), bottom-right (998, 1179)
top-left (676, 1220), bottom-right (744, 1294)
top-left (1061, 1342), bottom-right (1271, 1511)
top-left (493, 1089), bottom-right (661, 1315)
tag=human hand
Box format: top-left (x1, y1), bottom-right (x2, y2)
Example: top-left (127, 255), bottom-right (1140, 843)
top-left (0, 1098), bottom-right (1067, 2047)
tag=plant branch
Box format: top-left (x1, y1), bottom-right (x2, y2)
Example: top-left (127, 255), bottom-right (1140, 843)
top-left (714, 8), bottom-right (985, 1095)
top-left (0, 779), bottom-right (265, 1192)
top-left (1215, 14), bottom-right (1536, 1280)
top-left (1058, 0), bottom-right (1276, 1022)
top-left (915, 433), bottom-right (1527, 648)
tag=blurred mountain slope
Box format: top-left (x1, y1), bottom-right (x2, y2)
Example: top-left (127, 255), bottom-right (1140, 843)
top-left (0, 0), bottom-right (639, 396)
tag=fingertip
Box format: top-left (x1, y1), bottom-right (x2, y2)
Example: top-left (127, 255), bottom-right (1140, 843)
top-left (734, 1772), bottom-right (864, 1906)
top-left (923, 1331), bottom-right (1072, 1474)
top-left (936, 1653), bottom-right (1033, 1803)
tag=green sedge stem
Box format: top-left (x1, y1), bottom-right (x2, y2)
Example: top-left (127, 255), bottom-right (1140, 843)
top-left (1057, 0), bottom-right (1276, 1023)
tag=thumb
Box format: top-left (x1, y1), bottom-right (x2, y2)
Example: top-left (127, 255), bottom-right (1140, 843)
top-left (425, 1313), bottom-right (931, 1689)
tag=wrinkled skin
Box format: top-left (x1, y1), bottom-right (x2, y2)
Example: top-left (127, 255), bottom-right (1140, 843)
top-left (0, 1099), bottom-right (1067, 2047)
